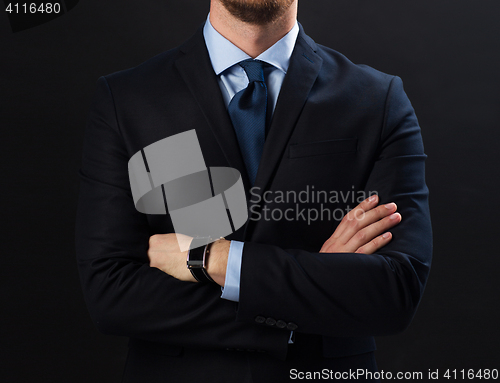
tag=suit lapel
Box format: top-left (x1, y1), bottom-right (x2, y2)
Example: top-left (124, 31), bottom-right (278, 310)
top-left (174, 27), bottom-right (251, 190)
top-left (174, 25), bottom-right (324, 238)
top-left (252, 25), bottom-right (323, 197)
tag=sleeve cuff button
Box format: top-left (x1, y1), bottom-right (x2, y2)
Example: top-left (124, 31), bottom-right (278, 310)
top-left (255, 316), bottom-right (266, 324)
top-left (286, 322), bottom-right (298, 331)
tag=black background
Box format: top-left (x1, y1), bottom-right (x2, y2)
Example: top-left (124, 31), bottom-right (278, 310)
top-left (1, 1), bottom-right (499, 381)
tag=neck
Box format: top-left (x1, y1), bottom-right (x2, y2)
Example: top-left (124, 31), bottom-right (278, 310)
top-left (209, 1), bottom-right (298, 58)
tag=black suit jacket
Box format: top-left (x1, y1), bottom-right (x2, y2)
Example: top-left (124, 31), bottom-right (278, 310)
top-left (76, 24), bottom-right (432, 365)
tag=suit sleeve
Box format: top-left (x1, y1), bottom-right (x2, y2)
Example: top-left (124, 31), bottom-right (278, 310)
top-left (236, 76), bottom-right (432, 337)
top-left (75, 77), bottom-right (289, 357)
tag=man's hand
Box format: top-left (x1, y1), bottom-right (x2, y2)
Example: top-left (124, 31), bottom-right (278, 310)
top-left (148, 233), bottom-right (230, 286)
top-left (148, 233), bottom-right (196, 282)
top-left (320, 194), bottom-right (402, 254)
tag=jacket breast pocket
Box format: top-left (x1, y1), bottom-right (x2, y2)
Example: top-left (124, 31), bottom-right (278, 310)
top-left (288, 138), bottom-right (358, 159)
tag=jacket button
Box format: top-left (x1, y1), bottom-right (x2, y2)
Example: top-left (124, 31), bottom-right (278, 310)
top-left (265, 317), bottom-right (277, 326)
top-left (255, 316), bottom-right (266, 324)
top-left (286, 322), bottom-right (298, 331)
top-left (276, 320), bottom-right (287, 329)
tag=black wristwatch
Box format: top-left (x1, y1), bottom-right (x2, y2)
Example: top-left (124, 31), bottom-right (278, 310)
top-left (187, 237), bottom-right (216, 283)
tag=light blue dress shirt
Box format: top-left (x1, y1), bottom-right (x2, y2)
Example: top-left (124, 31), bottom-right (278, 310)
top-left (203, 15), bottom-right (299, 303)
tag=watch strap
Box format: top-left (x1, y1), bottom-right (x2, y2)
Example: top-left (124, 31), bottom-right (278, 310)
top-left (187, 237), bottom-right (215, 283)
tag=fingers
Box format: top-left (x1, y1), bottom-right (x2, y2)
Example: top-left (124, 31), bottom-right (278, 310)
top-left (346, 211), bottom-right (401, 252)
top-left (321, 195), bottom-right (402, 254)
top-left (329, 194), bottom-right (380, 241)
top-left (355, 232), bottom-right (393, 255)
top-left (340, 203), bottom-right (398, 244)
top-left (335, 196), bottom-right (398, 246)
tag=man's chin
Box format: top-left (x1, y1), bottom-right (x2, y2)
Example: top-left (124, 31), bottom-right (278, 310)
top-left (220, 0), bottom-right (295, 25)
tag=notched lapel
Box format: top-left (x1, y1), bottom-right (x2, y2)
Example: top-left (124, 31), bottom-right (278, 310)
top-left (252, 26), bottom-right (323, 198)
top-left (174, 27), bottom-right (251, 190)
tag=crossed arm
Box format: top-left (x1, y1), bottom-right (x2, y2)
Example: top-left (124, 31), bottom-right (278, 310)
top-left (147, 194), bottom-right (403, 286)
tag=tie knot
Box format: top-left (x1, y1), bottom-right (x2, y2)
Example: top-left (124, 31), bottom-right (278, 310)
top-left (239, 59), bottom-right (266, 83)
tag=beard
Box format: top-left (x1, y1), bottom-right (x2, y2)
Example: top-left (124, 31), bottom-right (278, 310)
top-left (220, 0), bottom-right (295, 25)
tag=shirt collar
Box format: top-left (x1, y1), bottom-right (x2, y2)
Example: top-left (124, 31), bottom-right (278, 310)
top-left (203, 14), bottom-right (299, 76)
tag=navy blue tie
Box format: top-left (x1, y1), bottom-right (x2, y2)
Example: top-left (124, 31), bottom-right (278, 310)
top-left (228, 59), bottom-right (268, 185)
